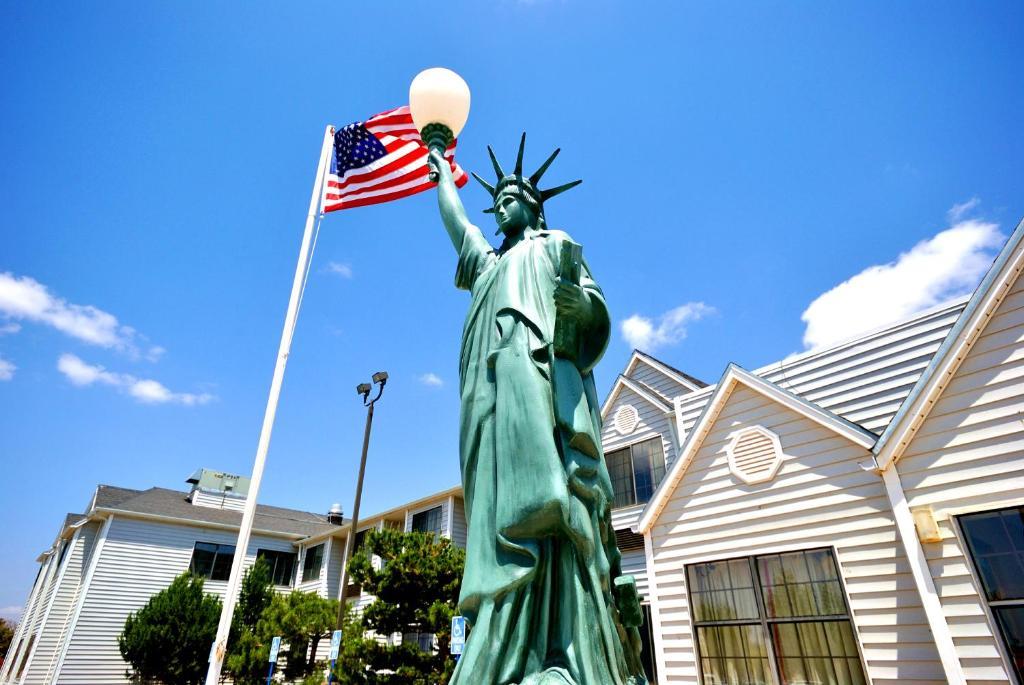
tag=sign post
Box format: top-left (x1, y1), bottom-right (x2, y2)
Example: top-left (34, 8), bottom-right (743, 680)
top-left (451, 615), bottom-right (466, 660)
top-left (265, 636), bottom-right (281, 685)
top-left (326, 628), bottom-right (342, 683)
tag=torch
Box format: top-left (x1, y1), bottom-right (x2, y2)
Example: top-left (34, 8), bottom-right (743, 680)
top-left (409, 67), bottom-right (471, 181)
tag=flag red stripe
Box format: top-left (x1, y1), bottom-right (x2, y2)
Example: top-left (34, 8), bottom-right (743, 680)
top-left (323, 171), bottom-right (467, 213)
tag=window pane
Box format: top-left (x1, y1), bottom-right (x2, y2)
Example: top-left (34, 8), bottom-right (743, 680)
top-left (606, 448), bottom-right (635, 508)
top-left (757, 550), bottom-right (847, 618)
top-left (631, 438), bottom-right (666, 505)
top-left (688, 559), bottom-right (758, 621)
top-left (411, 507), bottom-right (443, 535)
top-left (697, 625), bottom-right (770, 685)
top-left (962, 507), bottom-right (1024, 602)
top-left (993, 606), bottom-right (1024, 683)
top-left (258, 550), bottom-right (296, 586)
top-left (302, 544), bottom-right (324, 582)
top-left (211, 545), bottom-right (235, 581)
top-left (190, 542), bottom-right (217, 578)
top-left (771, 621), bottom-right (866, 685)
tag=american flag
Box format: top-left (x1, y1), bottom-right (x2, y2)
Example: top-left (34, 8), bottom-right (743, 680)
top-left (322, 106), bottom-right (468, 213)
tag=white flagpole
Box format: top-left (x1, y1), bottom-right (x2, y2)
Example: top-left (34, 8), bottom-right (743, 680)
top-left (204, 125), bottom-right (335, 685)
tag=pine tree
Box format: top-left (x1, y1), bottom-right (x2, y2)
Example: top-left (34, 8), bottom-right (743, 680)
top-left (261, 590), bottom-right (338, 681)
top-left (339, 528), bottom-right (465, 685)
top-left (118, 573), bottom-right (221, 685)
top-left (225, 557), bottom-right (276, 684)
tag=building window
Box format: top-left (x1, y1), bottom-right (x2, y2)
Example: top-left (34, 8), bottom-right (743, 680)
top-left (606, 437), bottom-right (666, 509)
top-left (257, 549), bottom-right (297, 587)
top-left (687, 548), bottom-right (866, 685)
top-left (960, 506), bottom-right (1024, 683)
top-left (189, 542), bottom-right (235, 581)
top-left (302, 544), bottom-right (325, 583)
top-left (411, 506), bottom-right (443, 536)
top-left (403, 632), bottom-right (435, 652)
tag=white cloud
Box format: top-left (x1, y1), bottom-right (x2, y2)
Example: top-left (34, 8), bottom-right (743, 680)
top-left (326, 262), bottom-right (353, 279)
top-left (0, 322), bottom-right (21, 335)
top-left (57, 354), bottom-right (214, 406)
top-left (145, 345), bottom-right (166, 362)
top-left (621, 302), bottom-right (714, 351)
top-left (0, 354), bottom-right (15, 381)
top-left (0, 272), bottom-right (138, 351)
top-left (948, 197), bottom-right (980, 223)
top-left (800, 218), bottom-right (1003, 351)
top-left (419, 372), bottom-right (444, 387)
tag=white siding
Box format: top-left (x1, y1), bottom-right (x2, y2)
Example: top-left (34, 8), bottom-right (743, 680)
top-left (603, 383), bottom-right (677, 535)
top-left (650, 385), bottom-right (944, 685)
top-left (56, 516), bottom-right (297, 684)
top-left (22, 523), bottom-right (99, 684)
top-left (630, 359), bottom-right (694, 402)
top-left (895, 274), bottom-right (1024, 684)
top-left (674, 300), bottom-right (967, 439)
top-left (189, 490), bottom-right (245, 511)
top-left (0, 556), bottom-right (51, 684)
top-left (451, 498), bottom-right (468, 549)
top-left (326, 535), bottom-right (346, 600)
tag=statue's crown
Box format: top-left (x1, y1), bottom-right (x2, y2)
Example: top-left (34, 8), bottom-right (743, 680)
top-left (472, 133), bottom-right (582, 216)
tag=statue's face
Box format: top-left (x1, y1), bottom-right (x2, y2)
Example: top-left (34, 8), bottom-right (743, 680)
top-left (494, 192), bottom-right (536, 236)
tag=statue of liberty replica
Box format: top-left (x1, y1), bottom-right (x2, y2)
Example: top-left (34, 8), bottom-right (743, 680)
top-left (427, 133), bottom-right (648, 685)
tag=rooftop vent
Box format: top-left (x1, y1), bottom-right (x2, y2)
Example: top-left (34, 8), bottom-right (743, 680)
top-left (186, 468), bottom-right (251, 511)
top-left (328, 503), bottom-right (344, 525)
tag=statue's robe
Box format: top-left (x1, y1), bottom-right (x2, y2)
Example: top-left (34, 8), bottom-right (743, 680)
top-left (450, 226), bottom-right (639, 685)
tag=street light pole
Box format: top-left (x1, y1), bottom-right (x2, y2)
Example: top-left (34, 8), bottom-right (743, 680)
top-left (335, 371), bottom-right (388, 629)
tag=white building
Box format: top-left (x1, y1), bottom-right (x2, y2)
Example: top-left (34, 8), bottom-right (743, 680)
top-left (5, 220), bottom-right (1024, 684)
top-left (623, 220), bottom-right (1024, 685)
top-left (0, 470), bottom-right (464, 685)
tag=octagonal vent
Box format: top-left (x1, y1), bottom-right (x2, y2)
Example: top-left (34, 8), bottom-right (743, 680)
top-left (727, 426), bottom-right (784, 484)
top-left (614, 404), bottom-right (640, 436)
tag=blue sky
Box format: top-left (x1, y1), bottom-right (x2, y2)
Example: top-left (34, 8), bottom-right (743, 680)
top-left (1, 1), bottom-right (1022, 616)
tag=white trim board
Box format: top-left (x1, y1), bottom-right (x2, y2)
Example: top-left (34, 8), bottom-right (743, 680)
top-left (874, 217), bottom-right (1024, 470)
top-left (601, 374), bottom-right (673, 419)
top-left (628, 350), bottom-right (704, 392)
top-left (637, 364), bottom-right (878, 534)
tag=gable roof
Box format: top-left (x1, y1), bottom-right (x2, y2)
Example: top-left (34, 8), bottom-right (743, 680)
top-left (91, 485), bottom-right (337, 538)
top-left (874, 218), bottom-right (1024, 470)
top-left (629, 350), bottom-right (707, 391)
top-left (637, 364), bottom-right (878, 533)
top-left (601, 374), bottom-right (674, 417)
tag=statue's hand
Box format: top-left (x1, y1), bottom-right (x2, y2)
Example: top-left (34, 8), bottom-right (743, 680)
top-left (427, 148), bottom-right (452, 184)
top-left (554, 281), bottom-right (593, 327)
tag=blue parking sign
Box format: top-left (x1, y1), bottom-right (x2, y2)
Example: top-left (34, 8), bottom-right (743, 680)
top-left (268, 636), bottom-right (282, 662)
top-left (329, 629), bottom-right (342, 660)
top-left (451, 616), bottom-right (466, 656)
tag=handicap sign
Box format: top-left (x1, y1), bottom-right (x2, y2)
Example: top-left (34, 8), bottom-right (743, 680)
top-left (268, 636), bottom-right (282, 663)
top-left (451, 616), bottom-right (466, 656)
top-left (329, 629), bottom-right (343, 660)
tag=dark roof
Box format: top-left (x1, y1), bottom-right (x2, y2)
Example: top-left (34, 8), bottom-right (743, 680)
top-left (634, 350), bottom-right (708, 389)
top-left (92, 485), bottom-right (338, 538)
top-left (63, 513), bottom-right (87, 528)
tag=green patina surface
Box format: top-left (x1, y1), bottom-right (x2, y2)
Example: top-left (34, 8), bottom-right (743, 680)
top-left (428, 136), bottom-right (647, 685)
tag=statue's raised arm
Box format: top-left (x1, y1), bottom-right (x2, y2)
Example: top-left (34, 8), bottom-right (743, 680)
top-left (427, 148), bottom-right (477, 254)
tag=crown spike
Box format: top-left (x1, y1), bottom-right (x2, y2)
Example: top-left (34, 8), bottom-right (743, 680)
top-left (540, 179), bottom-right (583, 202)
top-left (514, 132), bottom-right (526, 176)
top-left (530, 148), bottom-right (561, 185)
top-left (482, 207), bottom-right (496, 214)
top-left (471, 172), bottom-right (496, 197)
top-left (487, 146), bottom-right (504, 180)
